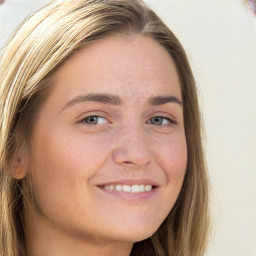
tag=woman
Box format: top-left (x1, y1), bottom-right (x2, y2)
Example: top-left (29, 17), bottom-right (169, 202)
top-left (0, 1), bottom-right (210, 255)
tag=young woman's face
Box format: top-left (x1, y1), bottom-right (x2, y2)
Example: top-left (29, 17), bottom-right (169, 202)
top-left (27, 34), bottom-right (187, 247)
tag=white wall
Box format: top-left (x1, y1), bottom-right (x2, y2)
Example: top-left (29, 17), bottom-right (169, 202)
top-left (0, 1), bottom-right (255, 255)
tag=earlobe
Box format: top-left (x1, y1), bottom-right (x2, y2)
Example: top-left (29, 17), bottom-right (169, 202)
top-left (12, 157), bottom-right (27, 179)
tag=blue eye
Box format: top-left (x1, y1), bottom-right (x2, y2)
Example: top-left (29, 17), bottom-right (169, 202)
top-left (148, 116), bottom-right (174, 125)
top-left (82, 116), bottom-right (108, 125)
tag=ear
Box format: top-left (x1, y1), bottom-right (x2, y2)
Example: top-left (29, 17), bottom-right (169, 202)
top-left (12, 156), bottom-right (28, 180)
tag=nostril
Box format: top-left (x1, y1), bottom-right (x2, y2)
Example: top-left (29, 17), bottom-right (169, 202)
top-left (123, 161), bottom-right (133, 165)
top-left (121, 159), bottom-right (150, 168)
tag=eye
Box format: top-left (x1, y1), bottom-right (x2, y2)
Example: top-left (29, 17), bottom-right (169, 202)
top-left (148, 116), bottom-right (175, 125)
top-left (81, 115), bottom-right (108, 125)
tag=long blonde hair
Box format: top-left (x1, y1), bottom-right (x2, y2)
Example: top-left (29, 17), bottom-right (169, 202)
top-left (0, 1), bottom-right (210, 255)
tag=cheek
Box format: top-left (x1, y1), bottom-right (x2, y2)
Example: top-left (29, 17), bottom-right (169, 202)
top-left (32, 126), bottom-right (109, 174)
top-left (29, 127), bottom-right (111, 201)
top-left (156, 134), bottom-right (187, 185)
top-left (27, 128), bottom-right (113, 226)
top-left (145, 133), bottom-right (187, 223)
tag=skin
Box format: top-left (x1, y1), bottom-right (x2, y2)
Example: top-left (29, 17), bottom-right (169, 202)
top-left (22, 34), bottom-right (187, 256)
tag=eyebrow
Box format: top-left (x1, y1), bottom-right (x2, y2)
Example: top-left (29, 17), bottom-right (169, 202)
top-left (62, 93), bottom-right (183, 111)
top-left (148, 95), bottom-right (183, 106)
top-left (62, 93), bottom-right (121, 111)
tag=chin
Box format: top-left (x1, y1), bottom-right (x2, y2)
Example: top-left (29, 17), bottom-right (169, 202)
top-left (107, 222), bottom-right (160, 243)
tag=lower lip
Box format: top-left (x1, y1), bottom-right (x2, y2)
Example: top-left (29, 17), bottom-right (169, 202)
top-left (97, 186), bottom-right (158, 201)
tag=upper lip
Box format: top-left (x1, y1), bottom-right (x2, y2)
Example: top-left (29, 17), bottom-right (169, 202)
top-left (97, 179), bottom-right (160, 187)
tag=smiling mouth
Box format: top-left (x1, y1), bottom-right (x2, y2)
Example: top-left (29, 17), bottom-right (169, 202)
top-left (100, 184), bottom-right (155, 193)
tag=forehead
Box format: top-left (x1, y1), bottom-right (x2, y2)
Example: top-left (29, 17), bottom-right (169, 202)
top-left (51, 34), bottom-right (181, 104)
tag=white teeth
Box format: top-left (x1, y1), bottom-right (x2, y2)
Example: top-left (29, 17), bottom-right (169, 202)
top-left (145, 185), bottom-right (153, 192)
top-left (109, 185), bottom-right (115, 191)
top-left (139, 185), bottom-right (144, 192)
top-left (123, 185), bottom-right (132, 192)
top-left (132, 185), bottom-right (140, 193)
top-left (115, 185), bottom-right (123, 192)
top-left (104, 184), bottom-right (153, 193)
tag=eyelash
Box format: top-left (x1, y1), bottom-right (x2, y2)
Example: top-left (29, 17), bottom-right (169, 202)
top-left (79, 115), bottom-right (176, 126)
top-left (147, 116), bottom-right (176, 126)
top-left (79, 115), bottom-right (108, 125)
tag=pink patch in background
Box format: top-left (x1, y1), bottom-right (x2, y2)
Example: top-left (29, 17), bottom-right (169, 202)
top-left (0, 0), bottom-right (6, 5)
top-left (244, 0), bottom-right (256, 15)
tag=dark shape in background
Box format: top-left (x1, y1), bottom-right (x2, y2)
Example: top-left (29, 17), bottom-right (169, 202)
top-left (244, 0), bottom-right (256, 15)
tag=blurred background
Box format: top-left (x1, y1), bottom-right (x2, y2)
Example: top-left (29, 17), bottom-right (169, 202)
top-left (0, 0), bottom-right (255, 255)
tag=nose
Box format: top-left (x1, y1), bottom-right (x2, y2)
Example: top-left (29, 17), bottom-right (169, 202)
top-left (111, 126), bottom-right (152, 169)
